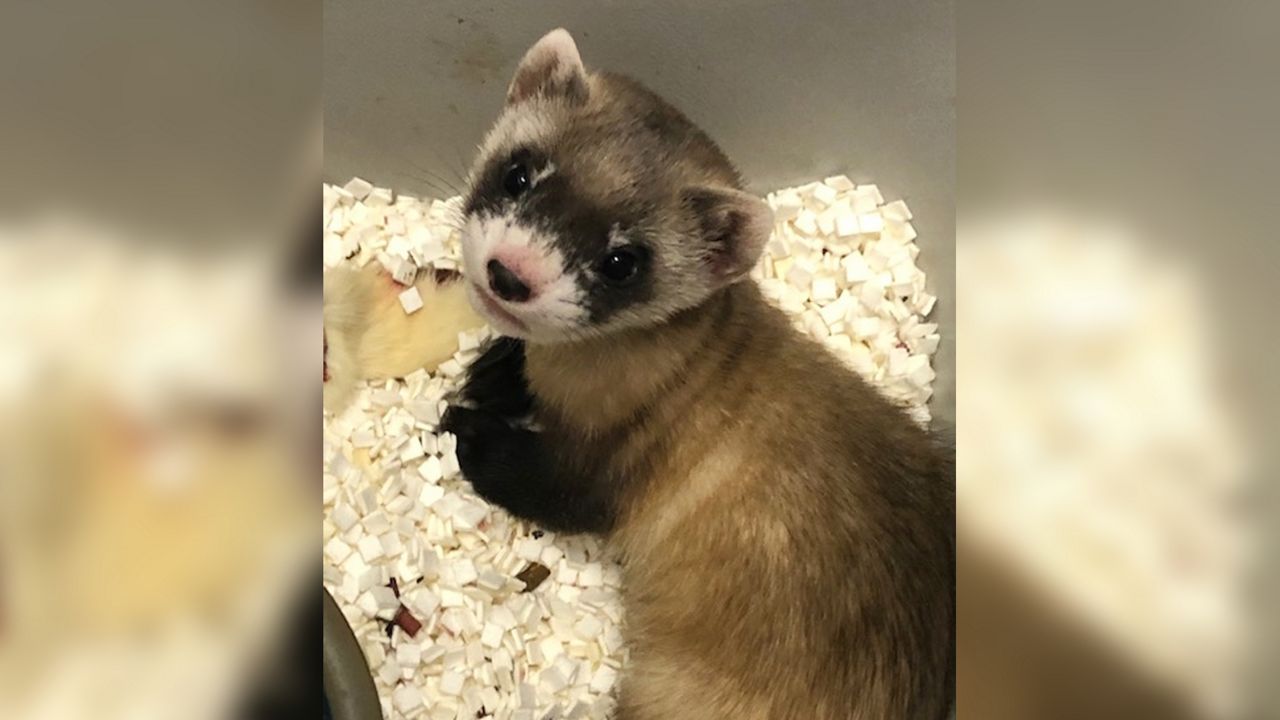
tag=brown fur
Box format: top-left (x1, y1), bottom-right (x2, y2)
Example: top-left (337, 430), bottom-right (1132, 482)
top-left (525, 281), bottom-right (954, 719)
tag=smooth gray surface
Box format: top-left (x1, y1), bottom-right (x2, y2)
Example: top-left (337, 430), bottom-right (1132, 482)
top-left (323, 588), bottom-right (383, 720)
top-left (324, 0), bottom-right (954, 423)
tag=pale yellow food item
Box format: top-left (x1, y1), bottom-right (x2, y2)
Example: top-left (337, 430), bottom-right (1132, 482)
top-left (324, 263), bottom-right (483, 414)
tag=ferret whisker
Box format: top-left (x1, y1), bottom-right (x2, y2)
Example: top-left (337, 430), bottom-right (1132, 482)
top-left (402, 173), bottom-right (458, 200)
top-left (404, 161), bottom-right (464, 197)
top-left (438, 144), bottom-right (475, 189)
top-left (421, 148), bottom-right (470, 194)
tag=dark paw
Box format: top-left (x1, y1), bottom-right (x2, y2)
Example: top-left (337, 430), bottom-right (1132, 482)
top-left (440, 405), bottom-right (535, 510)
top-left (443, 404), bottom-right (610, 534)
top-left (440, 405), bottom-right (509, 465)
top-left (460, 338), bottom-right (533, 417)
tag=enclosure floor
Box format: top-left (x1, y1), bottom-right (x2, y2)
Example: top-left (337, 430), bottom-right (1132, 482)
top-left (322, 176), bottom-right (939, 720)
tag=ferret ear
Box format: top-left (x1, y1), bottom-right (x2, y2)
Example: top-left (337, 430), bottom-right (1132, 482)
top-left (683, 186), bottom-right (773, 286)
top-left (507, 28), bottom-right (589, 106)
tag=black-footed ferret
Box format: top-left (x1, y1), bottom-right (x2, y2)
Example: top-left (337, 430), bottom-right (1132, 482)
top-left (441, 29), bottom-right (954, 720)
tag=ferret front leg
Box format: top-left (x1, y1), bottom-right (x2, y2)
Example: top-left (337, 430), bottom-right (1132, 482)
top-left (440, 405), bottom-right (613, 534)
top-left (457, 337), bottom-right (534, 419)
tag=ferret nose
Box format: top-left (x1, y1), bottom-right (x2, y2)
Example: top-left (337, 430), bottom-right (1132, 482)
top-left (487, 259), bottom-right (532, 303)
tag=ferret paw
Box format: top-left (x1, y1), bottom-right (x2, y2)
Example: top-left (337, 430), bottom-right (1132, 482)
top-left (442, 406), bottom-right (611, 534)
top-left (441, 406), bottom-right (507, 461)
top-left (440, 406), bottom-right (528, 502)
top-left (459, 337), bottom-right (533, 417)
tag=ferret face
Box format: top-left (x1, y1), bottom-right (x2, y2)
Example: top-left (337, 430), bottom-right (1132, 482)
top-left (459, 29), bottom-right (773, 343)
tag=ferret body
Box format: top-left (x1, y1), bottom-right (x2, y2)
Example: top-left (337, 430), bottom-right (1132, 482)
top-left (442, 30), bottom-right (953, 719)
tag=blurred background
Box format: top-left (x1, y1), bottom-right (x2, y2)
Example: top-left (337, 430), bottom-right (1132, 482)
top-left (957, 1), bottom-right (1278, 718)
top-left (0, 1), bottom-right (319, 719)
top-left (2, 0), bottom-right (1278, 718)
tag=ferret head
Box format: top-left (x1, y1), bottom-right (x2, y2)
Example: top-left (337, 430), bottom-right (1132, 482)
top-left (459, 29), bottom-right (773, 343)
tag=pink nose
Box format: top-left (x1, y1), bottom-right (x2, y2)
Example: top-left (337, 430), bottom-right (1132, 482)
top-left (486, 258), bottom-right (532, 302)
top-left (486, 246), bottom-right (551, 302)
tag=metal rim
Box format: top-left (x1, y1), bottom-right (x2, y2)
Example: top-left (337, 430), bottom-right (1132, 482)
top-left (323, 587), bottom-right (384, 720)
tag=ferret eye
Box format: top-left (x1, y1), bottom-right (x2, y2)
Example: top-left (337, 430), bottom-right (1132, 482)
top-left (599, 247), bottom-right (645, 285)
top-left (503, 162), bottom-right (531, 198)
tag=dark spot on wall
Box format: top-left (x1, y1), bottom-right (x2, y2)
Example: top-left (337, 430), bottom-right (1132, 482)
top-left (446, 25), bottom-right (504, 87)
